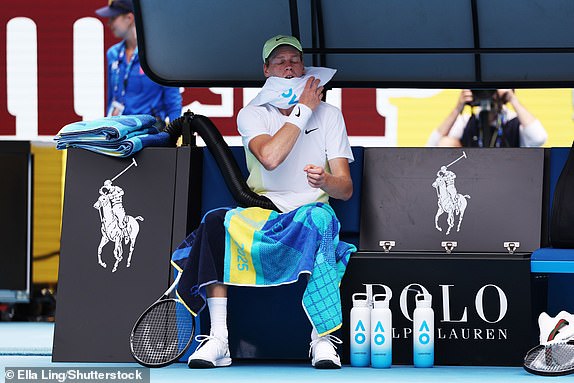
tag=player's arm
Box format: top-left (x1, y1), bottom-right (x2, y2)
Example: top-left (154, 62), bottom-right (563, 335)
top-left (248, 77), bottom-right (323, 170)
top-left (304, 157), bottom-right (353, 201)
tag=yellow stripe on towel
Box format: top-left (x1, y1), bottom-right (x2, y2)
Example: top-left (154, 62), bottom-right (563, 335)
top-left (227, 207), bottom-right (273, 284)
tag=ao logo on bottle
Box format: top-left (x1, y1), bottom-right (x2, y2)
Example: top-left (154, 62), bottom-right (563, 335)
top-left (373, 321), bottom-right (386, 346)
top-left (350, 293), bottom-right (371, 367)
top-left (417, 320), bottom-right (431, 345)
top-left (355, 320), bottom-right (368, 344)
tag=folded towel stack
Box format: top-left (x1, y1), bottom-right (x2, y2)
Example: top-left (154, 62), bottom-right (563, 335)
top-left (54, 114), bottom-right (173, 157)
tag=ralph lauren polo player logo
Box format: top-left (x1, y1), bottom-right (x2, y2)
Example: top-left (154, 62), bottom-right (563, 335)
top-left (431, 151), bottom-right (471, 235)
top-left (93, 158), bottom-right (144, 273)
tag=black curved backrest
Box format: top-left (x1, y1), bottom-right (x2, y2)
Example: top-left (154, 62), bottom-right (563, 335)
top-left (549, 142), bottom-right (574, 248)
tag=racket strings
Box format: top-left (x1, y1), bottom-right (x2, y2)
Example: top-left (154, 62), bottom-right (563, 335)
top-left (131, 300), bottom-right (194, 366)
top-left (524, 341), bottom-right (574, 375)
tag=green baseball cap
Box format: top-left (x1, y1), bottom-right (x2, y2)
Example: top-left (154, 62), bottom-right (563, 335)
top-left (262, 35), bottom-right (303, 62)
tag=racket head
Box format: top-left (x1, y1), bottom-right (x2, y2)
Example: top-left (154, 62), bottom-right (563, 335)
top-left (130, 297), bottom-right (195, 368)
top-left (523, 340), bottom-right (574, 376)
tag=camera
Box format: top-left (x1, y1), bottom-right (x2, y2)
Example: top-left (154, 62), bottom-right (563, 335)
top-left (468, 89), bottom-right (496, 107)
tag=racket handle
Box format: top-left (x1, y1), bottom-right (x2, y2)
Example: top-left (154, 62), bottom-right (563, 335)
top-left (165, 272), bottom-right (182, 296)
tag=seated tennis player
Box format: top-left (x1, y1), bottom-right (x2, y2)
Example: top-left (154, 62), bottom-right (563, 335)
top-left (174, 34), bottom-right (355, 369)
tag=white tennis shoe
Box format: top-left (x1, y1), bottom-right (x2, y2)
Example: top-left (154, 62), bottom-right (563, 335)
top-left (539, 311), bottom-right (574, 345)
top-left (309, 334), bottom-right (343, 369)
top-left (187, 334), bottom-right (232, 368)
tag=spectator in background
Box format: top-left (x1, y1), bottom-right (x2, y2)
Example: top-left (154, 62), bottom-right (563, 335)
top-left (95, 0), bottom-right (182, 124)
top-left (427, 89), bottom-right (547, 147)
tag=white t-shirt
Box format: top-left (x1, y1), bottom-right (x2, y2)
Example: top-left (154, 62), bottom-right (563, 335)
top-left (237, 102), bottom-right (354, 213)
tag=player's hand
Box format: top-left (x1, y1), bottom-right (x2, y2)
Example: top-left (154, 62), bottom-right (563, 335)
top-left (304, 164), bottom-right (327, 188)
top-left (298, 77), bottom-right (323, 111)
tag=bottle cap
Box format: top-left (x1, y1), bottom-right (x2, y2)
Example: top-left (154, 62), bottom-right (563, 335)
top-left (373, 293), bottom-right (390, 308)
top-left (364, 284), bottom-right (392, 307)
top-left (352, 293), bottom-right (370, 307)
top-left (415, 293), bottom-right (432, 308)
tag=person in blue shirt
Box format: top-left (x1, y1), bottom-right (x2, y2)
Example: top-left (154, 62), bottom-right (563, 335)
top-left (95, 0), bottom-right (182, 123)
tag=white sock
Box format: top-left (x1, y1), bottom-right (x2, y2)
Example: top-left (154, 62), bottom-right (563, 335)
top-left (207, 297), bottom-right (228, 341)
top-left (311, 327), bottom-right (319, 341)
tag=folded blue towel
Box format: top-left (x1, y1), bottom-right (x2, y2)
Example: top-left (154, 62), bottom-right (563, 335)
top-left (56, 115), bottom-right (158, 141)
top-left (60, 131), bottom-right (172, 157)
top-left (54, 115), bottom-right (172, 157)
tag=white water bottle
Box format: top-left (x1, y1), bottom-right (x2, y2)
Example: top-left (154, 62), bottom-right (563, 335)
top-left (350, 292), bottom-right (370, 367)
top-left (371, 293), bottom-right (392, 368)
top-left (413, 292), bottom-right (434, 368)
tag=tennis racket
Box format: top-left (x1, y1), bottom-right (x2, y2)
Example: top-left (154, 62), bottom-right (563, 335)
top-left (523, 340), bottom-right (574, 376)
top-left (129, 272), bottom-right (195, 367)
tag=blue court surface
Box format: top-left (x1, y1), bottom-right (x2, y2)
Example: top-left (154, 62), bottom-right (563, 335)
top-left (0, 322), bottom-right (571, 383)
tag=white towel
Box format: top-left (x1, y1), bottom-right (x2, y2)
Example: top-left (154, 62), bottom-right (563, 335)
top-left (249, 66), bottom-right (336, 109)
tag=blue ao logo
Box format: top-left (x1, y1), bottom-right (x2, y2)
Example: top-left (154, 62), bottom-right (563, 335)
top-left (373, 321), bottom-right (386, 346)
top-left (354, 320), bottom-right (367, 344)
top-left (281, 88), bottom-right (299, 105)
top-left (418, 320), bottom-right (431, 345)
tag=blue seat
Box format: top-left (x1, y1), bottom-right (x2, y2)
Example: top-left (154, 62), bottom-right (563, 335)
top-left (531, 147), bottom-right (573, 273)
top-left (531, 248), bottom-right (574, 273)
top-left (531, 147), bottom-right (574, 315)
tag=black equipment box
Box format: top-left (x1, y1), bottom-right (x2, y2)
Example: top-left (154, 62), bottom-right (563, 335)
top-left (349, 148), bottom-right (545, 366)
top-left (53, 147), bottom-right (201, 362)
top-left (340, 252), bottom-right (535, 366)
top-left (0, 141), bottom-right (32, 303)
top-left (360, 148), bottom-right (545, 254)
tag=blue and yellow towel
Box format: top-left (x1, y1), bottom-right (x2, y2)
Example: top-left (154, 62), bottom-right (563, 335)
top-left (224, 202), bottom-right (356, 336)
top-left (171, 203), bottom-right (356, 336)
top-left (54, 114), bottom-right (172, 157)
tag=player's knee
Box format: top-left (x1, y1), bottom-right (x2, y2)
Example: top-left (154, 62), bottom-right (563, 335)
top-left (308, 205), bottom-right (333, 229)
top-left (203, 209), bottom-right (227, 229)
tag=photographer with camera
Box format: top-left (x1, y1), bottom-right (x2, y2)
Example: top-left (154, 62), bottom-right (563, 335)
top-left (426, 89), bottom-right (547, 147)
